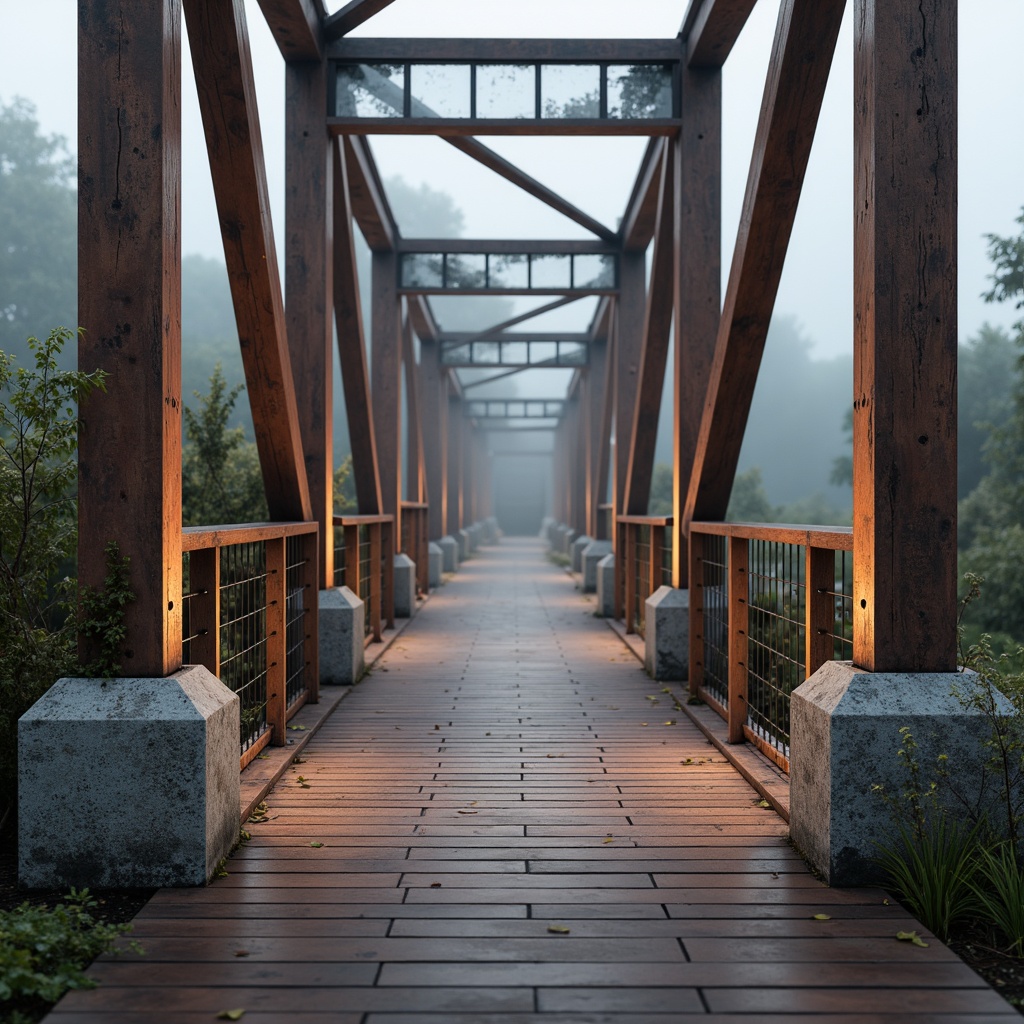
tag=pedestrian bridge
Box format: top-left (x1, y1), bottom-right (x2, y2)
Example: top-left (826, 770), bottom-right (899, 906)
top-left (45, 540), bottom-right (1016, 1022)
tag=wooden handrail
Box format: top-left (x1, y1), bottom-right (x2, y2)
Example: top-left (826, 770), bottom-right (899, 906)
top-left (182, 520), bottom-right (316, 551)
top-left (617, 514), bottom-right (673, 527)
top-left (689, 521), bottom-right (852, 550)
top-left (333, 513), bottom-right (395, 526)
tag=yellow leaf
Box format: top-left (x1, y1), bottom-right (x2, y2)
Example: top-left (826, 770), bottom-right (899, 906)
top-left (547, 924), bottom-right (571, 934)
top-left (896, 930), bottom-right (929, 947)
top-left (664, 720), bottom-right (676, 726)
top-left (309, 842), bottom-right (324, 849)
top-left (640, 723), bottom-right (648, 727)
top-left (603, 836), bottom-right (614, 844)
top-left (812, 914), bottom-right (831, 921)
top-left (217, 1011), bottom-right (245, 1021)
top-left (756, 799), bottom-right (772, 809)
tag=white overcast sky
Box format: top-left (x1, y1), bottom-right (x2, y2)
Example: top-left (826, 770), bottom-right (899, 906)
top-left (1, 0), bottom-right (1021, 358)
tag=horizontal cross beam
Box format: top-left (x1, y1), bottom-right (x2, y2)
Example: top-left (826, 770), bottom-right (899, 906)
top-left (466, 399), bottom-right (566, 419)
top-left (400, 251), bottom-right (617, 294)
top-left (443, 339), bottom-right (590, 368)
top-left (327, 38), bottom-right (683, 61)
top-left (399, 239), bottom-right (618, 255)
top-left (440, 332), bottom-right (592, 345)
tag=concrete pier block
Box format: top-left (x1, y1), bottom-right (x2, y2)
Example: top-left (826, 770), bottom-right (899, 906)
top-left (319, 585), bottom-right (365, 685)
top-left (438, 535), bottom-right (459, 572)
top-left (467, 523), bottom-right (481, 553)
top-left (540, 516), bottom-right (555, 541)
top-left (596, 553), bottom-right (616, 617)
top-left (428, 542), bottom-right (443, 587)
top-left (570, 534), bottom-right (592, 573)
top-left (644, 586), bottom-right (689, 681)
top-left (19, 666), bottom-right (239, 888)
top-left (582, 540), bottom-right (613, 593)
top-left (458, 529), bottom-right (471, 560)
top-left (393, 553), bottom-right (416, 617)
top-left (562, 529), bottom-right (576, 555)
top-left (791, 662), bottom-right (1009, 885)
top-left (484, 516), bottom-right (501, 543)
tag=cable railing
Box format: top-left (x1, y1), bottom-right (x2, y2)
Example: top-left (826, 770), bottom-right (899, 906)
top-left (616, 515), bottom-right (673, 638)
top-left (401, 501), bottom-right (430, 597)
top-left (331, 514), bottom-right (395, 642)
top-left (688, 522), bottom-right (853, 772)
top-left (180, 522), bottom-right (319, 768)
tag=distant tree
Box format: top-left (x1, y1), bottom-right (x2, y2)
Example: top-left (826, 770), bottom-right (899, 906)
top-left (726, 468), bottom-right (775, 523)
top-left (830, 408), bottom-right (853, 489)
top-left (0, 99), bottom-right (76, 362)
top-left (647, 463), bottom-right (673, 516)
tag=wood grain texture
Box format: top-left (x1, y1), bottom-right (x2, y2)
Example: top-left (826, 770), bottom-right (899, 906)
top-left (285, 60), bottom-right (334, 588)
top-left (402, 313), bottom-right (427, 507)
top-left (614, 254), bottom-right (646, 521)
top-left (372, 249), bottom-right (403, 538)
top-left (332, 140), bottom-right (382, 515)
top-left (852, 0), bottom-right (958, 672)
top-left (684, 0), bottom-right (847, 528)
top-left (77, 0), bottom-right (183, 676)
top-left (672, 67), bottom-right (721, 587)
top-left (184, 0), bottom-right (311, 523)
top-left (254, 0), bottom-right (323, 59)
top-left (620, 138), bottom-right (667, 251)
top-left (681, 0), bottom-right (760, 67)
top-left (623, 147), bottom-right (675, 517)
top-left (418, 340), bottom-right (446, 539)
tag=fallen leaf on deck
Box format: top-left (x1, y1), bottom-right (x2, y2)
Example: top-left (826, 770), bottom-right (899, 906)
top-left (640, 723), bottom-right (648, 727)
top-left (430, 882), bottom-right (442, 888)
top-left (812, 914), bottom-right (831, 921)
top-left (217, 1011), bottom-right (245, 1021)
top-left (547, 924), bottom-right (571, 934)
top-left (664, 720), bottom-right (676, 726)
top-left (603, 836), bottom-right (615, 844)
top-left (756, 799), bottom-right (772, 809)
top-left (234, 950), bottom-right (250, 957)
top-left (310, 842), bottom-right (324, 848)
top-left (896, 930), bottom-right (929, 947)
top-left (287, 725), bottom-right (307, 731)
top-left (457, 810), bottom-right (477, 815)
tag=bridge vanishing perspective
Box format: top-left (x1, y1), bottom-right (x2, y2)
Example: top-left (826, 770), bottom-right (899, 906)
top-left (16, 0), bottom-right (1006, 1019)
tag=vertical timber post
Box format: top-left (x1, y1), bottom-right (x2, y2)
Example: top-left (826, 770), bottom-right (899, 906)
top-left (420, 339), bottom-right (445, 540)
top-left (78, 0), bottom-right (183, 676)
top-left (852, 0), bottom-right (958, 672)
top-left (372, 250), bottom-right (403, 546)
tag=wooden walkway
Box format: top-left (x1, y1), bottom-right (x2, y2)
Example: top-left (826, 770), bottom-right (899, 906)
top-left (50, 538), bottom-right (1015, 1023)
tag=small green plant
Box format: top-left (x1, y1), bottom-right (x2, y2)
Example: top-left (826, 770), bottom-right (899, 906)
top-left (77, 541), bottom-right (135, 678)
top-left (972, 842), bottom-right (1024, 955)
top-left (0, 889), bottom-right (141, 1021)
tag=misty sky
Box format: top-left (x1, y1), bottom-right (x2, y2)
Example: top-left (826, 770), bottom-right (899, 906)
top-left (1, 0), bottom-right (1022, 360)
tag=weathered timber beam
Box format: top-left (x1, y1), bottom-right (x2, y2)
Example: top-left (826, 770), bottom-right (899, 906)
top-left (419, 338), bottom-right (445, 537)
top-left (399, 239), bottom-right (618, 255)
top-left (408, 296), bottom-right (439, 342)
top-left (623, 145), bottom-right (675, 515)
top-left (255, 0), bottom-right (324, 60)
top-left (324, 0), bottom-right (398, 40)
top-left (328, 38), bottom-right (683, 61)
top-left (344, 135), bottom-right (396, 251)
top-left (445, 139), bottom-right (618, 242)
top-left (329, 117), bottom-right (678, 138)
top-left (440, 332), bottom-right (592, 345)
top-left (372, 252), bottom-right (402, 530)
top-left (184, 0), bottom-right (311, 522)
top-left (620, 138), bottom-right (668, 251)
top-left (403, 286), bottom-right (615, 298)
top-left (333, 139), bottom-right (382, 514)
top-left (402, 311), bottom-right (427, 505)
top-left (680, 0), bottom-right (759, 67)
top-left (852, 0), bottom-right (957, 672)
top-left (78, 0), bottom-right (182, 676)
top-left (684, 0), bottom-right (846, 525)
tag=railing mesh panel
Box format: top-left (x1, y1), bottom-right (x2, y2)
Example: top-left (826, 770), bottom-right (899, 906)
top-left (700, 535), bottom-right (729, 708)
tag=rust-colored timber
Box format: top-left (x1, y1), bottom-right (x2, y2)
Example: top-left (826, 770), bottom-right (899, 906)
top-left (332, 139), bottom-right (383, 514)
top-left (672, 63), bottom-right (722, 588)
top-left (187, 548), bottom-right (220, 679)
top-left (688, 532), bottom-right (705, 697)
top-left (689, 521), bottom-right (853, 551)
top-left (419, 339), bottom-right (446, 540)
top-left (622, 145), bottom-right (675, 517)
top-left (615, 256), bottom-right (645, 519)
top-left (77, 0), bottom-right (183, 678)
top-left (182, 521), bottom-right (319, 552)
top-left (402, 315), bottom-right (427, 509)
top-left (329, 38), bottom-right (685, 61)
top-left (265, 536), bottom-right (287, 746)
top-left (684, 0), bottom-right (846, 529)
top-left (344, 135), bottom-right (396, 252)
top-left (620, 138), bottom-right (667, 251)
top-left (184, 0), bottom-right (312, 524)
top-left (286, 59), bottom-right (334, 589)
top-left (372, 250), bottom-right (403, 542)
top-left (681, 0), bottom-right (760, 67)
top-left (852, 0), bottom-right (958, 673)
top-left (726, 536), bottom-right (748, 744)
top-left (254, 0), bottom-right (323, 60)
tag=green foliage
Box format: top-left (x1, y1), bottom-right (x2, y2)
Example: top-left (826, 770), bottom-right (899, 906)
top-left (972, 842), bottom-right (1024, 955)
top-left (647, 463), bottom-right (672, 516)
top-left (0, 888), bottom-right (139, 1020)
top-left (983, 209), bottom-right (1024, 314)
top-left (0, 99), bottom-right (77, 359)
top-left (0, 328), bottom-right (105, 814)
top-left (333, 454), bottom-right (356, 515)
top-left (77, 542), bottom-right (135, 679)
top-left (181, 364), bottom-right (267, 527)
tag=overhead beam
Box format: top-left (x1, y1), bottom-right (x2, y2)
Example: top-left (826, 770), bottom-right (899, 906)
top-left (623, 145), bottom-right (675, 516)
top-left (408, 296), bottom-right (440, 342)
top-left (399, 239), bottom-right (618, 255)
top-left (680, 0), bottom-right (759, 67)
top-left (184, 0), bottom-right (311, 522)
top-left (329, 117), bottom-right (678, 138)
top-left (328, 38), bottom-right (682, 61)
top-left (324, 0), bottom-right (398, 40)
top-left (451, 297), bottom-right (586, 344)
top-left (440, 332), bottom-right (592, 345)
top-left (343, 135), bottom-right (396, 251)
top-left (401, 284), bottom-right (615, 298)
top-left (685, 0), bottom-right (846, 525)
top-left (255, 0), bottom-right (323, 60)
top-left (333, 139), bottom-right (382, 514)
top-left (620, 138), bottom-right (668, 251)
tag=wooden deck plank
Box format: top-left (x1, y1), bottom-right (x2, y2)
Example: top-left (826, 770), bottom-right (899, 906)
top-left (48, 538), bottom-right (1013, 1022)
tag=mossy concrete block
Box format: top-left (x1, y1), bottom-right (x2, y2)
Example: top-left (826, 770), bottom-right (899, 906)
top-left (644, 586), bottom-right (689, 681)
top-left (18, 666), bottom-right (239, 888)
top-left (428, 542), bottom-right (443, 587)
top-left (394, 553), bottom-right (416, 618)
top-left (596, 553), bottom-right (616, 617)
top-left (319, 585), bottom-right (365, 685)
top-left (791, 662), bottom-right (1009, 885)
top-left (458, 529), bottom-right (471, 560)
top-left (570, 535), bottom-right (592, 573)
top-left (438, 535), bottom-right (459, 572)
